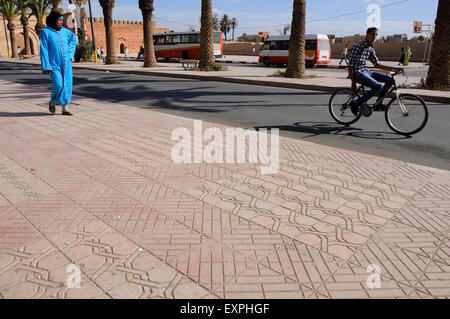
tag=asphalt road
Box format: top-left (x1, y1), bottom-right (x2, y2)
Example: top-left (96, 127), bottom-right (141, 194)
top-left (1, 62), bottom-right (449, 171)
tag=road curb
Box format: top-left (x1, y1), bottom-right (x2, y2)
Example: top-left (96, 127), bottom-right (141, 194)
top-left (74, 65), bottom-right (450, 104)
top-left (218, 60), bottom-right (259, 65)
top-left (2, 59), bottom-right (449, 104)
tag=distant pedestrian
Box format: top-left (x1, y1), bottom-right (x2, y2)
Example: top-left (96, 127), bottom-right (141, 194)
top-left (17, 46), bottom-right (23, 59)
top-left (124, 46), bottom-right (129, 61)
top-left (399, 47), bottom-right (406, 66)
top-left (40, 11), bottom-right (78, 116)
top-left (137, 46), bottom-right (144, 60)
top-left (339, 43), bottom-right (349, 65)
top-left (96, 47), bottom-right (100, 59)
top-left (403, 47), bottom-right (412, 66)
top-left (100, 47), bottom-right (104, 61)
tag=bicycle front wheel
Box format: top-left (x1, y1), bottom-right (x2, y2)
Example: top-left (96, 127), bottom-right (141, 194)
top-left (385, 94), bottom-right (428, 135)
top-left (329, 88), bottom-right (362, 125)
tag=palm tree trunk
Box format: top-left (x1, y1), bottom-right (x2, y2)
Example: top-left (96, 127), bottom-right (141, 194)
top-left (35, 22), bottom-right (45, 37)
top-left (426, 0), bottom-right (450, 89)
top-left (76, 1), bottom-right (87, 41)
top-left (20, 14), bottom-right (31, 58)
top-left (7, 22), bottom-right (18, 58)
top-left (100, 1), bottom-right (117, 64)
top-left (78, 7), bottom-right (87, 41)
top-left (199, 0), bottom-right (214, 68)
top-left (139, 0), bottom-right (158, 68)
top-left (285, 0), bottom-right (306, 79)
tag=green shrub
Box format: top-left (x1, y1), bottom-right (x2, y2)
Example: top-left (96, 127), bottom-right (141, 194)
top-left (269, 70), bottom-right (286, 77)
top-left (74, 40), bottom-right (95, 62)
top-left (192, 63), bottom-right (228, 72)
top-left (268, 70), bottom-right (320, 80)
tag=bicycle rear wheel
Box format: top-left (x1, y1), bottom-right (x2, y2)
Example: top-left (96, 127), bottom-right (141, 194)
top-left (329, 88), bottom-right (362, 125)
top-left (385, 94), bottom-right (428, 135)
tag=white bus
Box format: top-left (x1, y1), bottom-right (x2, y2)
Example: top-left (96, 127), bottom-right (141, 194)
top-left (259, 34), bottom-right (331, 67)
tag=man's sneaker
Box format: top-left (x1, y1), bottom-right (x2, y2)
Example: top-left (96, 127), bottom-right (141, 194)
top-left (49, 101), bottom-right (56, 113)
top-left (348, 101), bottom-right (360, 116)
top-left (373, 102), bottom-right (388, 112)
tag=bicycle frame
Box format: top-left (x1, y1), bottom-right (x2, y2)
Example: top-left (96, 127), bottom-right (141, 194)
top-left (354, 72), bottom-right (409, 116)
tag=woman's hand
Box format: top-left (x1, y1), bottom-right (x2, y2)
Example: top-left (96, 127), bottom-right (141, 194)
top-left (44, 70), bottom-right (52, 75)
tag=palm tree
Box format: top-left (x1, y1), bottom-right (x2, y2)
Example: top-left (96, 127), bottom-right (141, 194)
top-left (282, 23), bottom-right (291, 35)
top-left (212, 13), bottom-right (219, 30)
top-left (99, 0), bottom-right (116, 64)
top-left (139, 0), bottom-right (157, 67)
top-left (199, 12), bottom-right (219, 30)
top-left (75, 0), bottom-right (87, 40)
top-left (28, 0), bottom-right (50, 36)
top-left (17, 0), bottom-right (31, 58)
top-left (199, 0), bottom-right (214, 68)
top-left (0, 0), bottom-right (19, 58)
top-left (220, 14), bottom-right (231, 41)
top-left (231, 17), bottom-right (237, 41)
top-left (426, 0), bottom-right (450, 89)
top-left (285, 0), bottom-right (306, 79)
top-left (48, 0), bottom-right (61, 12)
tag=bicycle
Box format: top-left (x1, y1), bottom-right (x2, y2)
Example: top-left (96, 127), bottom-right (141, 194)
top-left (329, 69), bottom-right (428, 135)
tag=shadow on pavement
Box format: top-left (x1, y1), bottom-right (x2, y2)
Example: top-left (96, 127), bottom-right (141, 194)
top-left (253, 122), bottom-right (410, 140)
top-left (346, 131), bottom-right (411, 140)
top-left (0, 111), bottom-right (54, 117)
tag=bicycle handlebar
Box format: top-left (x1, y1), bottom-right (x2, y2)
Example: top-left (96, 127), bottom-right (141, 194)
top-left (391, 69), bottom-right (405, 76)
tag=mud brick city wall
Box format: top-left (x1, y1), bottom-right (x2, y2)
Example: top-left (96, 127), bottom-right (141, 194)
top-left (223, 40), bottom-right (431, 62)
top-left (85, 18), bottom-right (169, 54)
top-left (0, 14), bottom-right (168, 57)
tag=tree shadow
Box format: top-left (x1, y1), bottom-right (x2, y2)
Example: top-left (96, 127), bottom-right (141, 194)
top-left (0, 112), bottom-right (54, 117)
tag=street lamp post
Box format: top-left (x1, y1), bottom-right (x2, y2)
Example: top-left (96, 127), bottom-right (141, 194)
top-left (2, 15), bottom-right (11, 58)
top-left (87, 0), bottom-right (98, 63)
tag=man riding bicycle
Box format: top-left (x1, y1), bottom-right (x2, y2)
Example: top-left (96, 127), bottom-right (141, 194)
top-left (348, 27), bottom-right (403, 115)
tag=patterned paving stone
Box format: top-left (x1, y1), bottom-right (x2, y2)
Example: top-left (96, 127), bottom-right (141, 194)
top-left (0, 79), bottom-right (449, 298)
top-left (258, 239), bottom-right (348, 287)
top-left (212, 262), bottom-right (307, 299)
top-left (317, 261), bottom-right (421, 299)
top-left (0, 237), bottom-right (104, 299)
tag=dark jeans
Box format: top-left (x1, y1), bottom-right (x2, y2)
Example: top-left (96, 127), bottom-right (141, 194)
top-left (354, 69), bottom-right (394, 105)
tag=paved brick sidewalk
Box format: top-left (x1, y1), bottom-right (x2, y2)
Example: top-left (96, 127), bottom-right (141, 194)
top-left (0, 79), bottom-right (449, 299)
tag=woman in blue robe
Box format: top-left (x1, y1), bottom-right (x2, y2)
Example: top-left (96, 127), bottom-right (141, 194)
top-left (40, 11), bottom-right (78, 115)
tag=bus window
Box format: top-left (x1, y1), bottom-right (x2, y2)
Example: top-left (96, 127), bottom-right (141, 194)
top-left (155, 36), bottom-right (166, 45)
top-left (213, 32), bottom-right (221, 44)
top-left (169, 35), bottom-right (181, 44)
top-left (191, 34), bottom-right (199, 43)
top-left (318, 39), bottom-right (330, 51)
top-left (262, 42), bottom-right (270, 51)
top-left (181, 34), bottom-right (191, 44)
top-left (305, 40), bottom-right (316, 50)
top-left (279, 41), bottom-right (289, 50)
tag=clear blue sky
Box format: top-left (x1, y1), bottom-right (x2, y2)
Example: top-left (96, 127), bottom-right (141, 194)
top-left (62, 0), bottom-right (439, 38)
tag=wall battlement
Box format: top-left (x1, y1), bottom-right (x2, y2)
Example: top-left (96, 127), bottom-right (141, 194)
top-left (91, 18), bottom-right (143, 25)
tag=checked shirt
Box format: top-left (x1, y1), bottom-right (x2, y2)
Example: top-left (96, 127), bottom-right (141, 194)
top-left (348, 40), bottom-right (380, 72)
